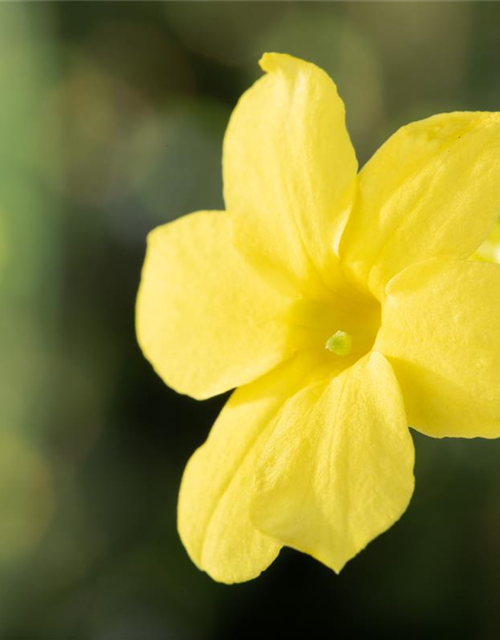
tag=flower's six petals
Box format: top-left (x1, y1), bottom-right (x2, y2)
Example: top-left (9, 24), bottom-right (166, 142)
top-left (376, 258), bottom-right (500, 438)
top-left (340, 112), bottom-right (500, 299)
top-left (137, 52), bottom-right (500, 583)
top-left (250, 352), bottom-right (415, 573)
top-left (223, 53), bottom-right (358, 300)
top-left (136, 211), bottom-right (297, 400)
top-left (178, 352), bottom-right (327, 584)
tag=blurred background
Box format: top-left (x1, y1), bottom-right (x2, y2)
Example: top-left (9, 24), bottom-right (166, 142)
top-left (2, 2), bottom-right (500, 638)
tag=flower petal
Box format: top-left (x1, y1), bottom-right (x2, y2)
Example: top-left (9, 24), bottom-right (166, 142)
top-left (178, 352), bottom-right (323, 584)
top-left (223, 53), bottom-right (358, 299)
top-left (251, 352), bottom-right (415, 573)
top-left (375, 258), bottom-right (500, 438)
top-left (136, 211), bottom-right (296, 400)
top-left (340, 112), bottom-right (500, 299)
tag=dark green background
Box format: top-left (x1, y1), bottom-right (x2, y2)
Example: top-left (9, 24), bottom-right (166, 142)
top-left (1, 2), bottom-right (500, 638)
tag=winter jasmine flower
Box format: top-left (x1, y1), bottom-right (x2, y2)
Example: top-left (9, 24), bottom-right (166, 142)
top-left (137, 53), bottom-right (500, 583)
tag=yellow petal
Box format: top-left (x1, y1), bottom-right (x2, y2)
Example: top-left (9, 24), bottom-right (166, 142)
top-left (223, 53), bottom-right (358, 299)
top-left (136, 211), bottom-right (296, 400)
top-left (340, 112), bottom-right (500, 299)
top-left (375, 258), bottom-right (500, 438)
top-left (251, 352), bottom-right (415, 573)
top-left (178, 352), bottom-right (323, 584)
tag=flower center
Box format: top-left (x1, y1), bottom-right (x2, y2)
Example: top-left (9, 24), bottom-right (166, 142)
top-left (325, 330), bottom-right (352, 356)
top-left (292, 291), bottom-right (381, 364)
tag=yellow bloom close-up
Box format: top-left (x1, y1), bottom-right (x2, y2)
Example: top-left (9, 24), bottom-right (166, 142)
top-left (137, 52), bottom-right (500, 584)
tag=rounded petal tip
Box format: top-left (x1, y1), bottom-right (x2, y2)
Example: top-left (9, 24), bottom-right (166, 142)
top-left (259, 52), bottom-right (299, 74)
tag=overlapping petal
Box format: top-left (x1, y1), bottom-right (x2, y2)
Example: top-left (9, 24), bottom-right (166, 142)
top-left (340, 112), bottom-right (500, 299)
top-left (178, 352), bottom-right (326, 584)
top-left (251, 352), bottom-right (415, 573)
top-left (223, 53), bottom-right (358, 299)
top-left (136, 211), bottom-right (297, 400)
top-left (375, 258), bottom-right (500, 438)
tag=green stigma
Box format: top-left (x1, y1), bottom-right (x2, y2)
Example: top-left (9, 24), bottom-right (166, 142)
top-left (325, 330), bottom-right (352, 356)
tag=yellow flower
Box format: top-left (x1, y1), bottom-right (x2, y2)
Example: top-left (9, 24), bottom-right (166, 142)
top-left (136, 53), bottom-right (500, 583)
